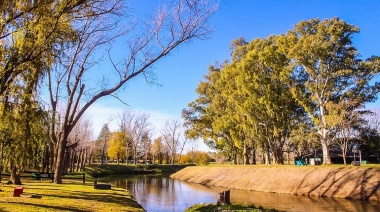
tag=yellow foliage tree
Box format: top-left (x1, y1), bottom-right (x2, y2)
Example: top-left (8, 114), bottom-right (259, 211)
top-left (107, 132), bottom-right (126, 164)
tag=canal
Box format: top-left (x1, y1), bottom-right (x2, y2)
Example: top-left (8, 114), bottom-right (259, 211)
top-left (101, 174), bottom-right (380, 212)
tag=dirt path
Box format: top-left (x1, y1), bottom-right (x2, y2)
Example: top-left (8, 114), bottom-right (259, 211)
top-left (170, 166), bottom-right (380, 201)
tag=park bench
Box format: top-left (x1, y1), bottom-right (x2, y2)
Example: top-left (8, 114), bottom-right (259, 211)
top-left (94, 180), bottom-right (111, 190)
top-left (32, 173), bottom-right (53, 180)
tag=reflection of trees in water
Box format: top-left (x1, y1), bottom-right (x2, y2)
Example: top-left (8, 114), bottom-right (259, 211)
top-left (105, 175), bottom-right (379, 212)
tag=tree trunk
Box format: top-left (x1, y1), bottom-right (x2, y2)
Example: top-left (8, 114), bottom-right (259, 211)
top-left (265, 149), bottom-right (271, 165)
top-left (243, 143), bottom-right (249, 165)
top-left (319, 105), bottom-right (332, 164)
top-left (76, 150), bottom-right (82, 172)
top-left (134, 146), bottom-right (137, 164)
top-left (10, 166), bottom-right (22, 185)
top-left (126, 144), bottom-right (129, 164)
top-left (81, 149), bottom-right (86, 170)
top-left (251, 148), bottom-right (256, 165)
top-left (159, 153), bottom-right (162, 164)
top-left (342, 145), bottom-right (347, 165)
top-left (232, 151), bottom-right (237, 165)
top-left (54, 133), bottom-right (69, 184)
top-left (50, 143), bottom-right (55, 173)
top-left (272, 148), bottom-right (284, 164)
top-left (217, 190), bottom-right (231, 206)
top-left (321, 138), bottom-right (331, 164)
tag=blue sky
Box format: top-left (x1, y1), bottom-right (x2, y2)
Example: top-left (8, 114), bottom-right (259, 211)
top-left (86, 0), bottom-right (380, 150)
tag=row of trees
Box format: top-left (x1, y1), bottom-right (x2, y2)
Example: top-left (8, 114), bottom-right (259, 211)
top-left (183, 18), bottom-right (380, 165)
top-left (1, 0), bottom-right (217, 184)
top-left (95, 111), bottom-right (191, 165)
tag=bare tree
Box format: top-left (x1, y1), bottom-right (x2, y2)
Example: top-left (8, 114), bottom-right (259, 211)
top-left (119, 110), bottom-right (152, 164)
top-left (162, 119), bottom-right (188, 164)
top-left (67, 117), bottom-right (93, 172)
top-left (47, 0), bottom-right (217, 183)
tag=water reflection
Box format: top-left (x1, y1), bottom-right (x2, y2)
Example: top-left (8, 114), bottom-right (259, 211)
top-left (101, 174), bottom-right (379, 212)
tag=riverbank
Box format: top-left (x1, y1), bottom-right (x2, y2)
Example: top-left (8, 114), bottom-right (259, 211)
top-left (0, 179), bottom-right (144, 211)
top-left (85, 164), bottom-right (190, 178)
top-left (170, 165), bottom-right (380, 201)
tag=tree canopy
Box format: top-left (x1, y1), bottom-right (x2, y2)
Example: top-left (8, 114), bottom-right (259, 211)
top-left (183, 18), bottom-right (380, 165)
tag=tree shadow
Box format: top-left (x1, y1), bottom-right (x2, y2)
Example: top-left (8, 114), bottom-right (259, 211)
top-left (294, 167), bottom-right (380, 200)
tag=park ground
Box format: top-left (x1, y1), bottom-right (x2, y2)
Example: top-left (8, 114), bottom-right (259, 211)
top-left (0, 164), bottom-right (188, 211)
top-left (1, 164), bottom-right (379, 211)
top-left (0, 176), bottom-right (144, 212)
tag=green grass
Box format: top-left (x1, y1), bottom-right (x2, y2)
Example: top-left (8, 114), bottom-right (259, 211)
top-left (0, 179), bottom-right (144, 212)
top-left (85, 164), bottom-right (190, 178)
top-left (186, 203), bottom-right (277, 212)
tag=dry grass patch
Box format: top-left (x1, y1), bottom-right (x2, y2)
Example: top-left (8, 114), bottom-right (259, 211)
top-left (171, 165), bottom-right (380, 201)
top-left (0, 179), bottom-right (144, 212)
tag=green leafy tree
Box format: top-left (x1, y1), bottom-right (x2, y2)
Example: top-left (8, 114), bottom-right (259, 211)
top-left (0, 0), bottom-right (80, 97)
top-left (151, 137), bottom-right (163, 164)
top-left (0, 98), bottom-right (48, 184)
top-left (183, 65), bottom-right (239, 163)
top-left (288, 18), bottom-right (380, 164)
top-left (96, 124), bottom-right (110, 164)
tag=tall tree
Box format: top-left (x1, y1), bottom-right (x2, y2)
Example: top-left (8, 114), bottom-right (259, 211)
top-left (107, 131), bottom-right (126, 164)
top-left (288, 18), bottom-right (380, 164)
top-left (119, 110), bottom-right (152, 164)
top-left (96, 124), bottom-right (110, 164)
top-left (0, 97), bottom-right (48, 184)
top-left (183, 65), bottom-right (238, 162)
top-left (151, 137), bottom-right (164, 164)
top-left (162, 119), bottom-right (187, 164)
top-left (47, 0), bottom-right (217, 183)
top-left (229, 35), bottom-right (300, 164)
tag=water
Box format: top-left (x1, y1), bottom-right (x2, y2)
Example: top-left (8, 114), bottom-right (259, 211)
top-left (101, 174), bottom-right (380, 212)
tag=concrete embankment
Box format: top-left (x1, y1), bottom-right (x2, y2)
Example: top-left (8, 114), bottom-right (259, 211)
top-left (170, 166), bottom-right (380, 201)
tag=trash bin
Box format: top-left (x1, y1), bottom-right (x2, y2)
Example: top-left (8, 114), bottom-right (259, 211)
top-left (32, 173), bottom-right (41, 180)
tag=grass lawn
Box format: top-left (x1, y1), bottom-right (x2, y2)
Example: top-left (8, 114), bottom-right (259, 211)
top-left (0, 178), bottom-right (144, 212)
top-left (85, 164), bottom-right (189, 177)
top-left (186, 203), bottom-right (277, 212)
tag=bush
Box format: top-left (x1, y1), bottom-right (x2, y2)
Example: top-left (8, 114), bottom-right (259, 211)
top-left (180, 151), bottom-right (211, 165)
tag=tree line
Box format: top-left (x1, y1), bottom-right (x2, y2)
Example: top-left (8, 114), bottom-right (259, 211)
top-left (94, 111), bottom-right (210, 166)
top-left (183, 18), bottom-right (380, 165)
top-left (0, 0), bottom-right (217, 184)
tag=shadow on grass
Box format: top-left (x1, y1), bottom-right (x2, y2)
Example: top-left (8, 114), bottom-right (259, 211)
top-left (40, 188), bottom-right (142, 209)
top-left (1, 202), bottom-right (90, 212)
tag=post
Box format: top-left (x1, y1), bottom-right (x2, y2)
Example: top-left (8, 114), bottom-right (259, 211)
top-left (83, 173), bottom-right (85, 184)
top-left (217, 190), bottom-right (231, 206)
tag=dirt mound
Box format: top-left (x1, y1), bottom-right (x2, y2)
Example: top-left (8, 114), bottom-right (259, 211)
top-left (170, 166), bottom-right (380, 201)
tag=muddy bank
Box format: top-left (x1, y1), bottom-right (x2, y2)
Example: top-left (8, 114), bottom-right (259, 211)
top-left (170, 166), bottom-right (380, 201)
